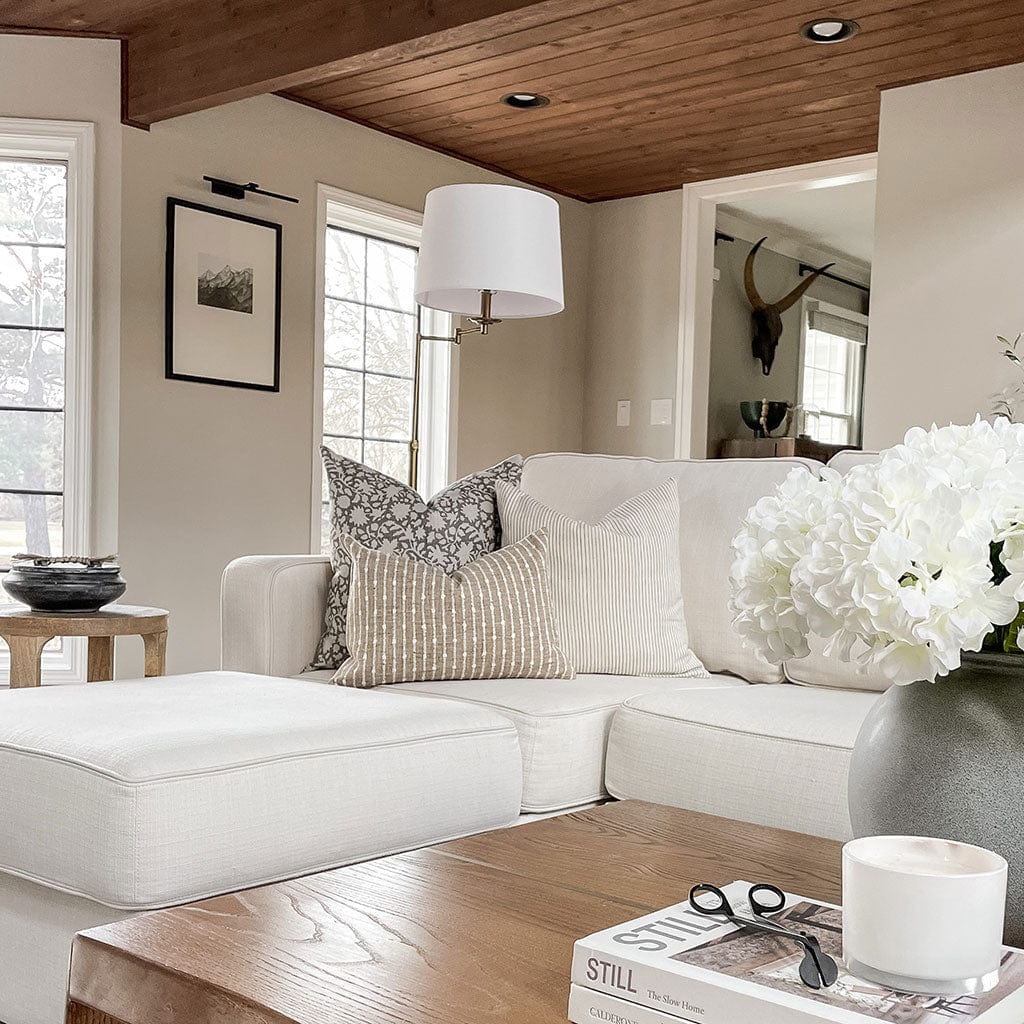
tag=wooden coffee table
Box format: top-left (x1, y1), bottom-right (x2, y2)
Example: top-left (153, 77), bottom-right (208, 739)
top-left (66, 801), bottom-right (842, 1024)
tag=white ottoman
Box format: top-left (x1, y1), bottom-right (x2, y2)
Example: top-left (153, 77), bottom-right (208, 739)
top-left (0, 671), bottom-right (522, 1024)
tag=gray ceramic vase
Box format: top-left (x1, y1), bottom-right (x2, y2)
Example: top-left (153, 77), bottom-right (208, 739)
top-left (848, 651), bottom-right (1024, 945)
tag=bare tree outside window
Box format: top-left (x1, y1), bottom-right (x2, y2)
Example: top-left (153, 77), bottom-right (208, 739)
top-left (321, 226), bottom-right (417, 550)
top-left (0, 158), bottom-right (67, 568)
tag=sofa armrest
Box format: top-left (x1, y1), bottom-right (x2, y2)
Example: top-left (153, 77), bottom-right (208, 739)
top-left (221, 555), bottom-right (333, 678)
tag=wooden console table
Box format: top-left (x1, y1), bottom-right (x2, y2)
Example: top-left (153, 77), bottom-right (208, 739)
top-left (718, 436), bottom-right (858, 461)
top-left (0, 604), bottom-right (168, 687)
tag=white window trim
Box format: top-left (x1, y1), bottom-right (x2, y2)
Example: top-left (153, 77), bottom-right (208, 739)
top-left (0, 118), bottom-right (95, 684)
top-left (797, 297), bottom-right (868, 447)
top-left (311, 184), bottom-right (457, 551)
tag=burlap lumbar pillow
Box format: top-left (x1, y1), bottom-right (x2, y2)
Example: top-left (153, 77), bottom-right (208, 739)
top-left (496, 478), bottom-right (707, 677)
top-left (333, 530), bottom-right (575, 688)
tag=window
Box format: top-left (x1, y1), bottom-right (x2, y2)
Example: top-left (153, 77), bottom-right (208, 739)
top-left (0, 159), bottom-right (66, 565)
top-left (314, 187), bottom-right (454, 552)
top-left (798, 299), bottom-right (868, 446)
top-left (322, 227), bottom-right (417, 481)
top-left (0, 120), bottom-right (94, 682)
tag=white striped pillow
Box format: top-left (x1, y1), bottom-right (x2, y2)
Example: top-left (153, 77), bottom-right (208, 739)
top-left (332, 530), bottom-right (575, 687)
top-left (496, 479), bottom-right (707, 677)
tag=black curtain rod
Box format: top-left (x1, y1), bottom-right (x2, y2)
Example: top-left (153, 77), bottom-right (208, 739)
top-left (799, 262), bottom-right (870, 294)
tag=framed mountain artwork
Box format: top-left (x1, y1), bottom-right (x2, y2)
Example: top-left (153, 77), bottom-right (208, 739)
top-left (165, 198), bottom-right (282, 391)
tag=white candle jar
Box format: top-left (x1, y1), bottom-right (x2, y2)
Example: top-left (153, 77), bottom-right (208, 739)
top-left (843, 835), bottom-right (1008, 995)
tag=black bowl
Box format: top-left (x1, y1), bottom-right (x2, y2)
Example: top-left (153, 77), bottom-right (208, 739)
top-left (740, 400), bottom-right (789, 438)
top-left (3, 565), bottom-right (127, 613)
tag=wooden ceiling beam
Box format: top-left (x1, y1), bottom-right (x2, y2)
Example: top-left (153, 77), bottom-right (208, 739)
top-left (122, 0), bottom-right (565, 125)
top-left (290, 0), bottom-right (646, 101)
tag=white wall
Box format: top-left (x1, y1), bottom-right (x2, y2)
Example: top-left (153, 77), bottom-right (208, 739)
top-left (117, 94), bottom-right (589, 676)
top-left (583, 192), bottom-right (684, 457)
top-left (0, 36), bottom-right (121, 555)
top-left (864, 62), bottom-right (1024, 448)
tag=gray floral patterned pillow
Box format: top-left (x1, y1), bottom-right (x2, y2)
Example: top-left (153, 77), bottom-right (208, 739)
top-left (310, 448), bottom-right (524, 669)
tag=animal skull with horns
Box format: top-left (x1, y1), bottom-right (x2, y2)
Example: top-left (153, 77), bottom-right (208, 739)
top-left (743, 236), bottom-right (834, 375)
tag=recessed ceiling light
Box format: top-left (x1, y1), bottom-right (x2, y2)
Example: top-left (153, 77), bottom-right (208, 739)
top-left (501, 92), bottom-right (550, 109)
top-left (799, 17), bottom-right (859, 43)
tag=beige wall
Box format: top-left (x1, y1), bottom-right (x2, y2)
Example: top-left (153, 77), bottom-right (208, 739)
top-left (864, 62), bottom-right (1024, 448)
top-left (0, 35), bottom-right (121, 555)
top-left (117, 94), bottom-right (589, 676)
top-left (708, 230), bottom-right (868, 453)
top-left (583, 192), bottom-right (683, 458)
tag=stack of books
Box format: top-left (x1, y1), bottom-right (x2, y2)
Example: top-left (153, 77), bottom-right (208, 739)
top-left (569, 880), bottom-right (1024, 1024)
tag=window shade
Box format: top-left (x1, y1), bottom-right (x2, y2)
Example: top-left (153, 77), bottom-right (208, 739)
top-left (809, 308), bottom-right (867, 345)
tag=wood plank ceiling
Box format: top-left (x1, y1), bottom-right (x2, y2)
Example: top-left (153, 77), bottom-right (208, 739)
top-left (4, 0), bottom-right (1024, 201)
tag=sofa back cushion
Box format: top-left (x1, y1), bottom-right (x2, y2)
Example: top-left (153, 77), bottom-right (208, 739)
top-left (521, 453), bottom-right (820, 682)
top-left (497, 478), bottom-right (707, 677)
top-left (826, 449), bottom-right (880, 474)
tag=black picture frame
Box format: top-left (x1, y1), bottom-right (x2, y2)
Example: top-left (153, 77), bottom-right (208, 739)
top-left (165, 197), bottom-right (282, 392)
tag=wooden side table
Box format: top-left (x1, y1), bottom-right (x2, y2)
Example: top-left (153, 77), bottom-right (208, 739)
top-left (0, 604), bottom-right (168, 688)
top-left (717, 436), bottom-right (858, 462)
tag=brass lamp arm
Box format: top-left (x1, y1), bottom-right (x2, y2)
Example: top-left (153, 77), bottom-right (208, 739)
top-left (410, 290), bottom-right (500, 490)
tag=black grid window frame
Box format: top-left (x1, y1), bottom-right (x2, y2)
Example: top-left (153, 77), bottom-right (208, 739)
top-left (321, 223), bottom-right (418, 466)
top-left (0, 158), bottom-right (68, 564)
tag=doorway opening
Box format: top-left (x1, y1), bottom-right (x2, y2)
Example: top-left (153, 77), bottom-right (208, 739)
top-left (674, 154), bottom-right (877, 459)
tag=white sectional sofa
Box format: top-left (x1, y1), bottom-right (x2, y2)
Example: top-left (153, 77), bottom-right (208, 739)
top-left (225, 450), bottom-right (885, 835)
top-left (0, 450), bottom-right (884, 1024)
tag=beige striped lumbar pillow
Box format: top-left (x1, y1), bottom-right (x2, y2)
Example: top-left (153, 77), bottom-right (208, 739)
top-left (332, 530), bottom-right (575, 687)
top-left (496, 478), bottom-right (707, 677)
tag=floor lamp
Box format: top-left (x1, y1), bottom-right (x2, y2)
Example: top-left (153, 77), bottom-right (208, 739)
top-left (409, 183), bottom-right (564, 491)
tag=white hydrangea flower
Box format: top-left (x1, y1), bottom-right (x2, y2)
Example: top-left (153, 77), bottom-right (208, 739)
top-left (729, 467), bottom-right (842, 664)
top-left (730, 418), bottom-right (1024, 684)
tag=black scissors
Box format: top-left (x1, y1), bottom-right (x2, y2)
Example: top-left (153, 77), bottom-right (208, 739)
top-left (688, 883), bottom-right (839, 990)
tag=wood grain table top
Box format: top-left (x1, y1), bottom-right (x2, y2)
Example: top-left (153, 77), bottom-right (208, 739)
top-left (0, 604), bottom-right (168, 637)
top-left (67, 801), bottom-right (842, 1024)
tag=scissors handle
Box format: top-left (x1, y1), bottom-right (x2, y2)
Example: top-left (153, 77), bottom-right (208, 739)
top-left (748, 882), bottom-right (786, 918)
top-left (687, 883), bottom-right (733, 918)
top-left (688, 882), bottom-right (785, 920)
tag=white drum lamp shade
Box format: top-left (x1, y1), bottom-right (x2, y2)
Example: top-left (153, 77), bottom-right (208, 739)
top-left (414, 183), bottom-right (564, 318)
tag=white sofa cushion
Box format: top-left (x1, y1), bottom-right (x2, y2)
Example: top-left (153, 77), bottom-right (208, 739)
top-left (826, 449), bottom-right (880, 473)
top-left (497, 479), bottom-right (706, 677)
top-left (784, 634), bottom-right (891, 692)
top-left (521, 453), bottom-right (820, 682)
top-left (299, 671), bottom-right (744, 812)
top-left (605, 683), bottom-right (880, 841)
top-left (0, 672), bottom-right (522, 909)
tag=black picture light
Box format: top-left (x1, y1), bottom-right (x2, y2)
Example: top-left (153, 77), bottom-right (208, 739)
top-left (203, 176), bottom-right (299, 204)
